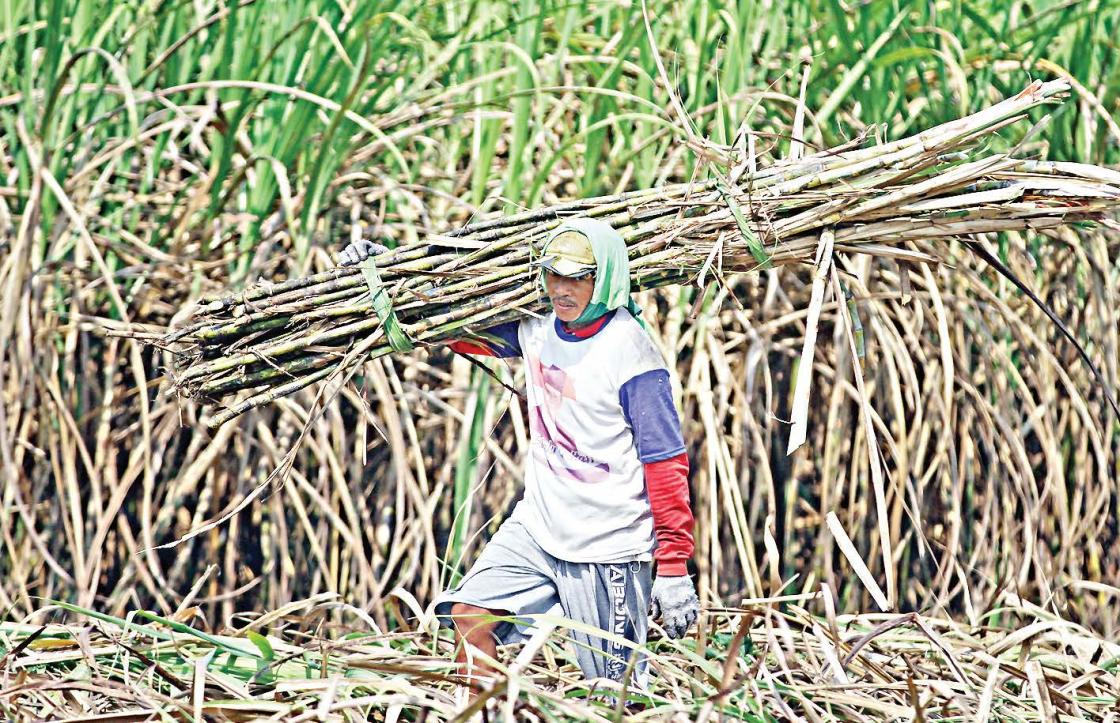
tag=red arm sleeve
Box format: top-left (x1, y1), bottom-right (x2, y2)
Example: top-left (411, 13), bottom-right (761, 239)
top-left (447, 321), bottom-right (521, 358)
top-left (644, 452), bottom-right (693, 576)
top-left (448, 340), bottom-right (497, 356)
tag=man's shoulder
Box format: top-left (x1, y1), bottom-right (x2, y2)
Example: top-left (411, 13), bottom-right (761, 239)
top-left (519, 313), bottom-right (553, 333)
top-left (516, 313), bottom-right (553, 350)
top-left (604, 311), bottom-right (668, 373)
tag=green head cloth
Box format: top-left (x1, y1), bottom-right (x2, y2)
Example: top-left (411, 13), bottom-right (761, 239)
top-left (541, 218), bottom-right (642, 327)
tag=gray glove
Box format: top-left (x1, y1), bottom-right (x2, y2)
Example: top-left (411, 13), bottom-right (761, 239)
top-left (337, 239), bottom-right (389, 266)
top-left (649, 575), bottom-right (699, 639)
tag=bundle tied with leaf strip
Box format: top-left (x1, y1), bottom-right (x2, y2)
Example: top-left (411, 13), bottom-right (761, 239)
top-left (162, 79), bottom-right (1120, 429)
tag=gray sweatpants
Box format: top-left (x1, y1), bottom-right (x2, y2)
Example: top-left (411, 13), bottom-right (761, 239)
top-left (434, 520), bottom-right (653, 685)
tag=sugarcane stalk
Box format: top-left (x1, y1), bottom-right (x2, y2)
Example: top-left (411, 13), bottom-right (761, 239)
top-left (149, 79), bottom-right (1120, 429)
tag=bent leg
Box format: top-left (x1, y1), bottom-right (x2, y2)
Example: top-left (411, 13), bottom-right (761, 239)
top-left (432, 522), bottom-right (564, 694)
top-left (449, 602), bottom-right (504, 688)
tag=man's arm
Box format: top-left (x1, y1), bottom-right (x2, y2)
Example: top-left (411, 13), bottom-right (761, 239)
top-left (618, 369), bottom-right (694, 571)
top-left (448, 321), bottom-right (522, 358)
top-left (620, 368), bottom-right (699, 639)
top-left (643, 452), bottom-right (692, 575)
top-left (336, 241), bottom-right (522, 359)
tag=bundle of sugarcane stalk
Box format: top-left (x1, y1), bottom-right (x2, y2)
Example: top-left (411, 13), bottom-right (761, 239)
top-left (162, 79), bottom-right (1120, 429)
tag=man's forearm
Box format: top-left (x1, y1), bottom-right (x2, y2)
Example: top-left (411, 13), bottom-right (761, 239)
top-left (644, 452), bottom-right (693, 576)
top-left (448, 320), bottom-right (523, 358)
top-left (449, 340), bottom-right (498, 356)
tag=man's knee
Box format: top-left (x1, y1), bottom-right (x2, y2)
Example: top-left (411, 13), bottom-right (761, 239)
top-left (449, 603), bottom-right (501, 636)
top-left (450, 602), bottom-right (492, 618)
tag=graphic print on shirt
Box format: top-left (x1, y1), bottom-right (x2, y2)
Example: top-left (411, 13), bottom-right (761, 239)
top-left (526, 352), bottom-right (611, 483)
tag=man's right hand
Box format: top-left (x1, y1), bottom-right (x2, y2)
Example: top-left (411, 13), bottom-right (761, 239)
top-left (650, 574), bottom-right (699, 639)
top-left (337, 239), bottom-right (389, 266)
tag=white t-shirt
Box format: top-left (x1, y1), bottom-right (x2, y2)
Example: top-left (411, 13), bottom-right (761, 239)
top-left (490, 309), bottom-right (684, 563)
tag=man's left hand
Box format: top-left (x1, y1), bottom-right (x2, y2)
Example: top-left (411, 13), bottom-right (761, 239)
top-left (337, 239), bottom-right (389, 266)
top-left (650, 575), bottom-right (699, 639)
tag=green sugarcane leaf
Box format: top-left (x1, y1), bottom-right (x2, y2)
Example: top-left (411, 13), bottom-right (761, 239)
top-left (842, 281), bottom-right (866, 363)
top-left (134, 611), bottom-right (263, 660)
top-left (717, 181), bottom-right (771, 269)
top-left (246, 630), bottom-right (275, 661)
top-left (49, 600), bottom-right (175, 643)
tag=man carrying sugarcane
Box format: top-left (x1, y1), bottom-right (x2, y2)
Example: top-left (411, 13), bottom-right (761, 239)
top-left (340, 219), bottom-right (698, 692)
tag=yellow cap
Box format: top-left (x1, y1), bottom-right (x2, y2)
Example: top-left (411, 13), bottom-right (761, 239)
top-left (541, 230), bottom-right (596, 277)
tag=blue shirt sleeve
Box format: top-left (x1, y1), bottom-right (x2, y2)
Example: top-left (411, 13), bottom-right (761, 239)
top-left (619, 369), bottom-right (686, 463)
top-left (477, 320), bottom-right (522, 358)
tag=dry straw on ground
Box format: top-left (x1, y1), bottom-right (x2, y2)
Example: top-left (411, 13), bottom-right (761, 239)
top-left (2, 592), bottom-right (1118, 720)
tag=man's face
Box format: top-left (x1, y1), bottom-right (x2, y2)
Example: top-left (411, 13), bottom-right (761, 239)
top-left (544, 270), bottom-right (595, 323)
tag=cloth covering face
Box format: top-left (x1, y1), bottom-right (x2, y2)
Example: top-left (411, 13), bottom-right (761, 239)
top-left (434, 519), bottom-right (653, 686)
top-left (540, 218), bottom-right (642, 325)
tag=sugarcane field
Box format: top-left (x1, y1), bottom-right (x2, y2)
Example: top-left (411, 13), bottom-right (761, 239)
top-left (5, 0), bottom-right (1120, 720)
